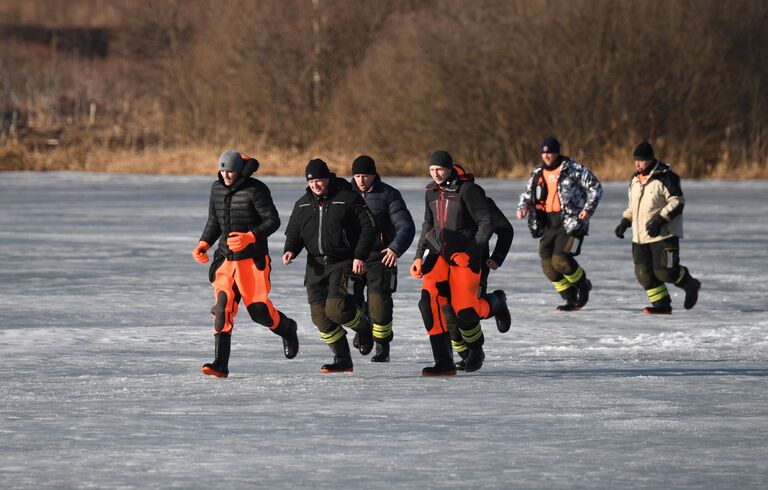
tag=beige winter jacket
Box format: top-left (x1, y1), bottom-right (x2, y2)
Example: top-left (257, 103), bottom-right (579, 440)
top-left (622, 161), bottom-right (685, 244)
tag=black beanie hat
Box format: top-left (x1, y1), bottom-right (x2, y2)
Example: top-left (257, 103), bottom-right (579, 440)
top-left (305, 158), bottom-right (331, 181)
top-left (633, 141), bottom-right (654, 160)
top-left (218, 150), bottom-right (245, 173)
top-left (427, 150), bottom-right (453, 168)
top-left (352, 155), bottom-right (377, 175)
top-left (540, 137), bottom-right (560, 154)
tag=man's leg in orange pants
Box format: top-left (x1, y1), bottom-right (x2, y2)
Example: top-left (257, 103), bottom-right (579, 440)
top-left (418, 256), bottom-right (456, 376)
top-left (203, 260), bottom-right (239, 377)
top-left (447, 264), bottom-right (487, 372)
top-left (233, 256), bottom-right (299, 359)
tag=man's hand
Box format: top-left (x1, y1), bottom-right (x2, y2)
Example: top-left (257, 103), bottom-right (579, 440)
top-left (352, 259), bottom-right (367, 275)
top-left (410, 258), bottom-right (423, 279)
top-left (578, 209), bottom-right (590, 221)
top-left (282, 251), bottom-right (295, 265)
top-left (381, 248), bottom-right (398, 268)
top-left (646, 216), bottom-right (667, 238)
top-left (192, 241), bottom-right (210, 264)
top-left (226, 231), bottom-right (256, 252)
top-left (516, 209), bottom-right (528, 220)
top-left (451, 252), bottom-right (470, 268)
top-left (486, 258), bottom-right (500, 271)
top-left (615, 218), bottom-right (632, 239)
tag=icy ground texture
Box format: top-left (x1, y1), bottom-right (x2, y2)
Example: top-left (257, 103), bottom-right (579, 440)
top-left (1, 173), bottom-right (767, 489)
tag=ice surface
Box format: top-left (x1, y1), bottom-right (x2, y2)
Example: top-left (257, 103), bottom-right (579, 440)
top-left (1, 172), bottom-right (767, 489)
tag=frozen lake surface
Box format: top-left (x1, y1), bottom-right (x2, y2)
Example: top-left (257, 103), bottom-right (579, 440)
top-left (1, 172), bottom-right (767, 489)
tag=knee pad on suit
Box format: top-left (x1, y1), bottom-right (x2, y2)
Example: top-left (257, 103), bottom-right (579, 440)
top-left (246, 302), bottom-right (274, 327)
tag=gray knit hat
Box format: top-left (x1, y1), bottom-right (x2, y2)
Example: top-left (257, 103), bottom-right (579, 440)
top-left (218, 150), bottom-right (245, 173)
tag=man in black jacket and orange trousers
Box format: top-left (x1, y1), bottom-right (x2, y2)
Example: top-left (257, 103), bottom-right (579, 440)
top-left (410, 151), bottom-right (511, 375)
top-left (192, 150), bottom-right (299, 378)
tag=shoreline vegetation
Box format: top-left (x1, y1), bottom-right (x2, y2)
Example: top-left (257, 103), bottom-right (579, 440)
top-left (1, 0), bottom-right (766, 180)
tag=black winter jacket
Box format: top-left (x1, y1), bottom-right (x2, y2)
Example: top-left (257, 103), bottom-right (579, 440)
top-left (284, 175), bottom-right (376, 263)
top-left (351, 176), bottom-right (416, 262)
top-left (415, 169), bottom-right (493, 267)
top-left (199, 158), bottom-right (280, 261)
top-left (487, 197), bottom-right (514, 266)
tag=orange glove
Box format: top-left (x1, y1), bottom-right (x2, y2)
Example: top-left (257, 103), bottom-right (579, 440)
top-left (226, 231), bottom-right (256, 252)
top-left (451, 252), bottom-right (470, 268)
top-left (192, 241), bottom-right (210, 264)
top-left (409, 258), bottom-right (423, 279)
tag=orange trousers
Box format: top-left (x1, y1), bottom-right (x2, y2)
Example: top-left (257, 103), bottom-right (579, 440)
top-left (211, 256), bottom-right (281, 334)
top-left (419, 255), bottom-right (490, 336)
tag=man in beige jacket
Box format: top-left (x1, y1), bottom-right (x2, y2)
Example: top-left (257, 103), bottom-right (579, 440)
top-left (614, 141), bottom-right (701, 314)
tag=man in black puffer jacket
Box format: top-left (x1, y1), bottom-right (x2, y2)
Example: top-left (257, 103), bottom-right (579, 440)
top-left (192, 150), bottom-right (299, 378)
top-left (283, 159), bottom-right (376, 373)
top-left (349, 155), bottom-right (416, 363)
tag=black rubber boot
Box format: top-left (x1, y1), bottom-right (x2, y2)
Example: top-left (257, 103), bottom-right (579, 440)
top-left (352, 332), bottom-right (360, 349)
top-left (485, 290), bottom-right (511, 333)
top-left (464, 345), bottom-right (485, 372)
top-left (422, 333), bottom-right (456, 376)
top-left (371, 340), bottom-right (390, 362)
top-left (455, 349), bottom-right (470, 371)
top-left (556, 287), bottom-right (579, 311)
top-left (575, 277), bottom-right (592, 309)
top-left (354, 313), bottom-right (374, 356)
top-left (683, 277), bottom-right (701, 310)
top-left (643, 296), bottom-right (672, 315)
top-left (202, 333), bottom-right (230, 378)
top-left (321, 338), bottom-right (354, 373)
top-left (272, 312), bottom-right (299, 359)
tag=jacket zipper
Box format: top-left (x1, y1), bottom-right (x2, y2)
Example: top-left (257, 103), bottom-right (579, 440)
top-left (317, 199), bottom-right (325, 256)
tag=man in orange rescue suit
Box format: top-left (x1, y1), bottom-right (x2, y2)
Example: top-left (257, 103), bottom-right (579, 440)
top-left (614, 141), bottom-right (701, 314)
top-left (410, 150), bottom-right (511, 376)
top-left (516, 137), bottom-right (603, 311)
top-left (283, 159), bottom-right (376, 373)
top-left (192, 150), bottom-right (299, 378)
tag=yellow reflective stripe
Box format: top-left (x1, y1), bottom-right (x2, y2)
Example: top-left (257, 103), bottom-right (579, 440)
top-left (552, 278), bottom-right (572, 292)
top-left (319, 326), bottom-right (345, 345)
top-left (564, 266), bottom-right (584, 284)
top-left (372, 322), bottom-right (392, 340)
top-left (675, 266), bottom-right (687, 284)
top-left (646, 285), bottom-right (669, 303)
top-left (460, 324), bottom-right (483, 344)
top-left (341, 308), bottom-right (362, 329)
top-left (451, 339), bottom-right (468, 352)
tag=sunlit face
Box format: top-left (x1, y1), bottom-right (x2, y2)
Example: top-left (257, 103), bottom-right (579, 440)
top-left (221, 170), bottom-right (239, 186)
top-left (429, 165), bottom-right (452, 185)
top-left (353, 174), bottom-right (376, 192)
top-left (635, 159), bottom-right (653, 174)
top-left (541, 152), bottom-right (559, 167)
top-left (308, 178), bottom-right (330, 196)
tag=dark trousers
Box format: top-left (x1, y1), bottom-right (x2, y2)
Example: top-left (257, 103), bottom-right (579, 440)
top-left (305, 257), bottom-right (358, 336)
top-left (352, 259), bottom-right (396, 341)
top-left (632, 237), bottom-right (693, 304)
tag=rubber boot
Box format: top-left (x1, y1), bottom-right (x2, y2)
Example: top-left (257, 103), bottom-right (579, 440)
top-left (272, 312), bottom-right (299, 359)
top-left (422, 333), bottom-right (456, 376)
top-left (464, 344), bottom-right (485, 372)
top-left (371, 340), bottom-right (390, 363)
top-left (643, 296), bottom-right (672, 315)
top-left (321, 338), bottom-right (354, 373)
top-left (455, 349), bottom-right (470, 371)
top-left (202, 333), bottom-right (230, 378)
top-left (354, 313), bottom-right (374, 356)
top-left (556, 287), bottom-right (579, 311)
top-left (575, 277), bottom-right (592, 309)
top-left (683, 277), bottom-right (701, 310)
top-left (485, 290), bottom-right (511, 332)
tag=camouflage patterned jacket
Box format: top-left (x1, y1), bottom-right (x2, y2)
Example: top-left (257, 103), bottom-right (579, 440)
top-left (517, 156), bottom-right (603, 237)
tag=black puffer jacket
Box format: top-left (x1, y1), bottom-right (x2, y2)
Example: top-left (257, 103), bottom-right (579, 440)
top-left (487, 197), bottom-right (514, 266)
top-left (284, 175), bottom-right (376, 263)
top-left (415, 168), bottom-right (493, 267)
top-left (351, 176), bottom-right (416, 261)
top-left (199, 157), bottom-right (280, 260)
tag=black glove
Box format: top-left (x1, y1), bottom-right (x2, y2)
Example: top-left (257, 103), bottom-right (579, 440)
top-left (646, 216), bottom-right (667, 238)
top-left (614, 218), bottom-right (631, 239)
top-left (568, 223), bottom-right (587, 238)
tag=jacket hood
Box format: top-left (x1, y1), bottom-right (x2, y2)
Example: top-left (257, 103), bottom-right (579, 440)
top-left (217, 156), bottom-right (260, 187)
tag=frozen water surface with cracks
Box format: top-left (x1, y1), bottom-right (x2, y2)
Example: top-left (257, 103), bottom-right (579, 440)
top-left (1, 172), bottom-right (767, 489)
